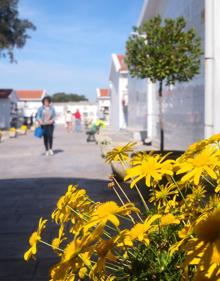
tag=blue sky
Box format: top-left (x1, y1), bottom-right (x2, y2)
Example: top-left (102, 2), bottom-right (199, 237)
top-left (0, 0), bottom-right (143, 101)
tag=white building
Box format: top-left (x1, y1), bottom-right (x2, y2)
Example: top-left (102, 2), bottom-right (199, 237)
top-left (0, 89), bottom-right (18, 129)
top-left (129, 0), bottom-right (210, 150)
top-left (16, 90), bottom-right (46, 120)
top-left (96, 88), bottom-right (110, 123)
top-left (109, 54), bottom-right (128, 130)
top-left (128, 76), bottom-right (155, 142)
top-left (53, 101), bottom-right (98, 125)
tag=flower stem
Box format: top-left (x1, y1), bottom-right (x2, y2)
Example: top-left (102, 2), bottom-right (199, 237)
top-left (39, 239), bottom-right (64, 252)
top-left (113, 176), bottom-right (143, 222)
top-left (118, 159), bottom-right (149, 213)
top-left (134, 183), bottom-right (150, 212)
top-left (112, 187), bottom-right (135, 224)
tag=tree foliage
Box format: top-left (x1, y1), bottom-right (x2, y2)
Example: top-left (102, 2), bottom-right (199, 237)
top-left (0, 0), bottom-right (36, 61)
top-left (52, 92), bottom-right (88, 103)
top-left (125, 15), bottom-right (202, 85)
top-left (125, 16), bottom-right (202, 151)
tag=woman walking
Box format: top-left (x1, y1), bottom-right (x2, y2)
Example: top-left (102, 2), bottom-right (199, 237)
top-left (36, 96), bottom-right (56, 156)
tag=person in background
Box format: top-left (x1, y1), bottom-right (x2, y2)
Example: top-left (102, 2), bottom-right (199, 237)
top-left (73, 109), bottom-right (81, 132)
top-left (65, 110), bottom-right (73, 133)
top-left (36, 96), bottom-right (56, 156)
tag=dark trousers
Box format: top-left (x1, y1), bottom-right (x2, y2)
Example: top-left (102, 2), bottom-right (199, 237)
top-left (42, 125), bottom-right (54, 151)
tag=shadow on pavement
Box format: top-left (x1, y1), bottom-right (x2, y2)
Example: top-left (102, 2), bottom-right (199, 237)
top-left (0, 177), bottom-right (116, 281)
top-left (53, 149), bottom-right (64, 154)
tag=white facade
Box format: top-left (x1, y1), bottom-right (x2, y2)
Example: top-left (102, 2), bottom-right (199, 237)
top-left (204, 0), bottom-right (220, 138)
top-left (130, 0), bottom-right (206, 150)
top-left (53, 102), bottom-right (98, 125)
top-left (96, 89), bottom-right (110, 112)
top-left (96, 88), bottom-right (111, 124)
top-left (128, 77), bottom-right (156, 140)
top-left (17, 100), bottom-right (42, 118)
top-left (0, 90), bottom-right (18, 129)
top-left (17, 90), bottom-right (46, 118)
top-left (109, 54), bottom-right (128, 130)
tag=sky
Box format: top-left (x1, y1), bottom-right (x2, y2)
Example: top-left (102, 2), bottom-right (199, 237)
top-left (0, 0), bottom-right (143, 101)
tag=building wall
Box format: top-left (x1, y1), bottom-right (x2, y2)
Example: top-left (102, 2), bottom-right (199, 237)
top-left (119, 74), bottom-right (128, 128)
top-left (17, 101), bottom-right (42, 118)
top-left (110, 66), bottom-right (120, 130)
top-left (0, 100), bottom-right (10, 128)
top-left (53, 103), bottom-right (98, 124)
top-left (128, 77), bottom-right (148, 131)
top-left (98, 99), bottom-right (110, 110)
top-left (131, 0), bottom-right (205, 150)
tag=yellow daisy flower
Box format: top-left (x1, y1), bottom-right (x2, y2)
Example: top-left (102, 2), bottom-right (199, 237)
top-left (176, 146), bottom-right (218, 185)
top-left (122, 214), bottom-right (161, 246)
top-left (160, 213), bottom-right (180, 226)
top-left (125, 153), bottom-right (174, 187)
top-left (182, 139), bottom-right (208, 159)
top-left (52, 224), bottom-right (66, 251)
top-left (207, 133), bottom-right (220, 145)
top-left (84, 201), bottom-right (138, 234)
top-left (149, 183), bottom-right (177, 209)
top-left (186, 185), bottom-right (207, 203)
top-left (24, 217), bottom-right (47, 261)
top-left (105, 142), bottom-right (136, 163)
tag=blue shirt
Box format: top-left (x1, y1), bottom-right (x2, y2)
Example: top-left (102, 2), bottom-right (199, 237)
top-left (36, 105), bottom-right (56, 124)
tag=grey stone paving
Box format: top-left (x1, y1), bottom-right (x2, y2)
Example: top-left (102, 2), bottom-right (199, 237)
top-left (0, 126), bottom-right (117, 281)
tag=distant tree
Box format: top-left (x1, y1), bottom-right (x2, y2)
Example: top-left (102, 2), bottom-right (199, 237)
top-left (52, 92), bottom-right (88, 103)
top-left (0, 0), bottom-right (36, 62)
top-left (126, 15), bottom-right (202, 151)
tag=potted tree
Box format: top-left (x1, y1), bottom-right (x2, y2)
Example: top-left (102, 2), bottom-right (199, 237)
top-left (126, 15), bottom-right (202, 152)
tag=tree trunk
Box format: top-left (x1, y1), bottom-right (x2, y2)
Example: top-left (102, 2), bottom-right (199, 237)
top-left (159, 81), bottom-right (164, 151)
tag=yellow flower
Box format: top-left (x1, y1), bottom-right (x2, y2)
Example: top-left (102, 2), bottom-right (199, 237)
top-left (183, 207), bottom-right (220, 273)
top-left (24, 217), bottom-right (47, 261)
top-left (149, 183), bottom-right (177, 209)
top-left (52, 224), bottom-right (66, 251)
top-left (169, 224), bottom-right (193, 256)
top-left (160, 213), bottom-right (180, 226)
top-left (176, 146), bottom-right (218, 185)
top-left (186, 185), bottom-right (207, 205)
top-left (206, 195), bottom-right (220, 211)
top-left (50, 262), bottom-right (74, 281)
top-left (105, 142), bottom-right (136, 163)
top-left (183, 139), bottom-right (208, 159)
top-left (52, 185), bottom-right (91, 225)
top-left (20, 125), bottom-right (28, 131)
top-left (164, 197), bottom-right (178, 213)
top-left (78, 267), bottom-right (87, 279)
top-left (125, 153), bottom-right (174, 187)
top-left (91, 239), bottom-right (117, 276)
top-left (131, 151), bottom-right (146, 166)
top-left (84, 202), bottom-right (138, 235)
top-left (207, 133), bottom-right (220, 145)
top-left (122, 214), bottom-right (161, 246)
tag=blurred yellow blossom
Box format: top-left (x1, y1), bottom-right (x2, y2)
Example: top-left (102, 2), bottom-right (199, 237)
top-left (105, 142), bottom-right (136, 163)
top-left (24, 217), bottom-right (47, 261)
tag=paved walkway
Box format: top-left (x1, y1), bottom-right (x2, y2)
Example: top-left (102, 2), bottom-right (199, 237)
top-left (0, 126), bottom-right (116, 281)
